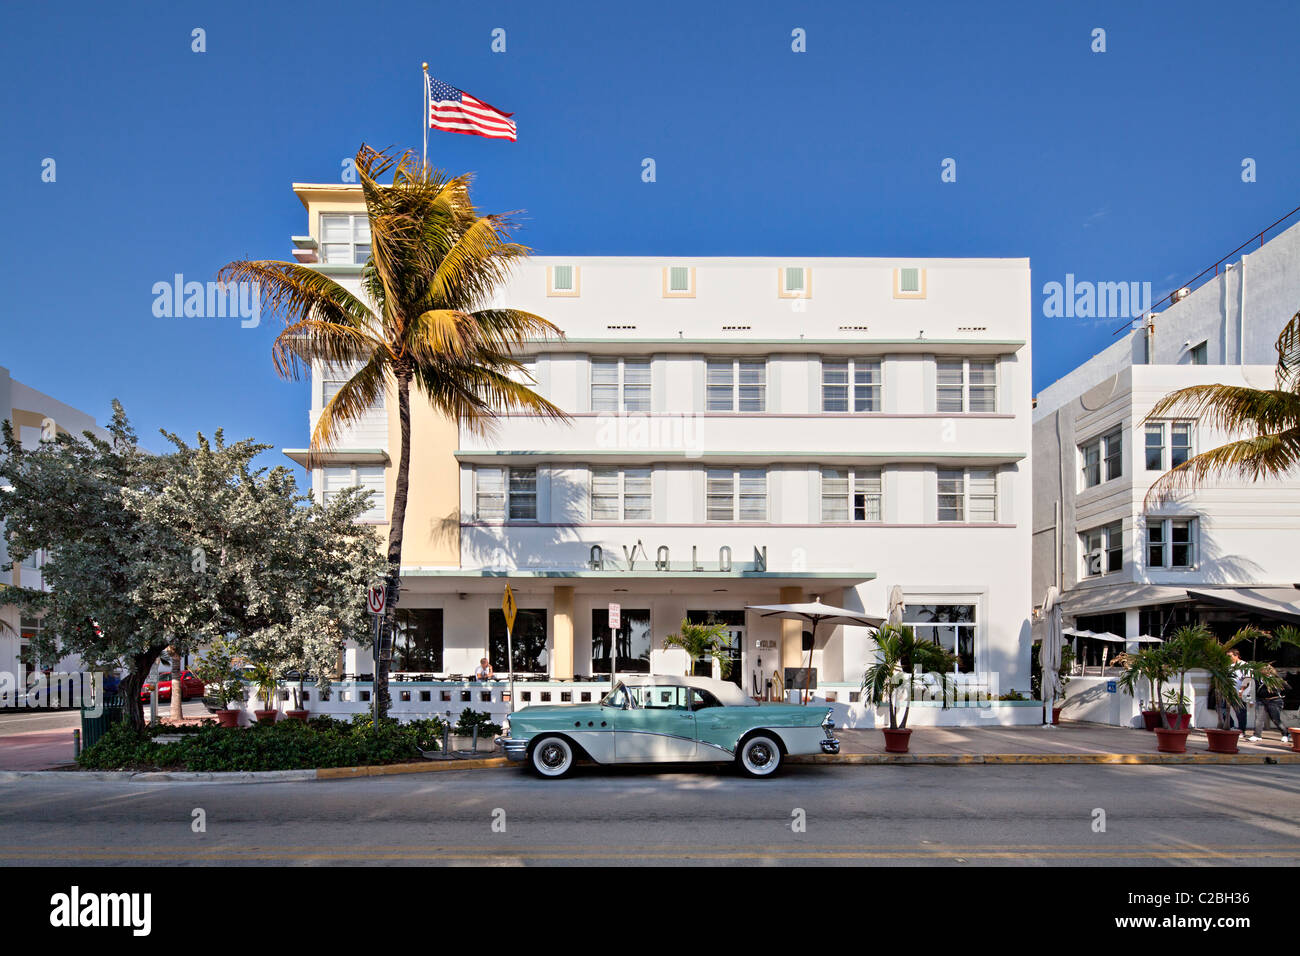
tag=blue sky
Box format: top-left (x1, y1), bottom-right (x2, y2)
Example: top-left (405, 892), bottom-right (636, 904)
top-left (2, 0), bottom-right (1297, 481)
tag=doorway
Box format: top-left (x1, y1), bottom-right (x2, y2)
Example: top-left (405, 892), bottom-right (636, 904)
top-left (686, 610), bottom-right (744, 687)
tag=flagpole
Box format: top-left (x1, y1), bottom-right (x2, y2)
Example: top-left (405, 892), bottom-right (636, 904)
top-left (421, 62), bottom-right (429, 171)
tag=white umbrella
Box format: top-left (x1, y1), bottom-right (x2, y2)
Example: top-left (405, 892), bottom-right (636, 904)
top-left (887, 585), bottom-right (905, 627)
top-left (1039, 587), bottom-right (1063, 728)
top-left (746, 598), bottom-right (885, 704)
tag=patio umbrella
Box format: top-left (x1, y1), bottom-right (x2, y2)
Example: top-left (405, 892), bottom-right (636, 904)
top-left (887, 586), bottom-right (905, 627)
top-left (1039, 586), bottom-right (1063, 728)
top-left (745, 598), bottom-right (885, 704)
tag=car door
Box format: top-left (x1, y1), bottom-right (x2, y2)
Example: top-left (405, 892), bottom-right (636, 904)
top-left (690, 688), bottom-right (746, 762)
top-left (613, 685), bottom-right (698, 763)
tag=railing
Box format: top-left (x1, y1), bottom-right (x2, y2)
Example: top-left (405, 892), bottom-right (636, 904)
top-left (1111, 203), bottom-right (1300, 336)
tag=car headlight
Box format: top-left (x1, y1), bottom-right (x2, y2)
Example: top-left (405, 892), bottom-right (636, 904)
top-left (501, 716), bottom-right (511, 737)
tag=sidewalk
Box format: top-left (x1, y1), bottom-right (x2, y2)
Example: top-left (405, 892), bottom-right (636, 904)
top-left (0, 730), bottom-right (77, 771)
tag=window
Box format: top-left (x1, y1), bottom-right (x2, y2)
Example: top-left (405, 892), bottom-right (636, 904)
top-left (547, 264), bottom-right (580, 296)
top-left (894, 267), bottom-right (927, 299)
top-left (902, 604), bottom-right (975, 672)
top-left (779, 267), bottom-right (810, 298)
top-left (822, 359), bottom-right (882, 412)
top-left (936, 358), bottom-right (997, 413)
top-left (1080, 428), bottom-right (1122, 487)
top-left (937, 469), bottom-right (996, 523)
top-left (821, 468), bottom-right (882, 521)
top-left (591, 358), bottom-right (651, 412)
top-left (1145, 422), bottom-right (1193, 471)
top-left (321, 465), bottom-right (385, 521)
top-left (475, 467), bottom-right (537, 521)
top-left (490, 608), bottom-right (548, 672)
top-left (706, 359), bottom-right (766, 412)
top-left (392, 609), bottom-right (444, 672)
top-left (592, 608), bottom-right (650, 673)
top-left (1147, 517), bottom-right (1196, 569)
top-left (663, 266), bottom-right (695, 297)
top-left (322, 363), bottom-right (385, 410)
top-left (707, 468), bottom-right (767, 521)
top-left (590, 467), bottom-right (652, 521)
top-left (320, 214), bottom-right (371, 265)
top-left (1081, 522), bottom-right (1123, 577)
top-left (1190, 341), bottom-right (1208, 365)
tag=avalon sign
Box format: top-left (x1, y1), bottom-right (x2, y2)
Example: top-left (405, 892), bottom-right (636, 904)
top-left (589, 543), bottom-right (767, 573)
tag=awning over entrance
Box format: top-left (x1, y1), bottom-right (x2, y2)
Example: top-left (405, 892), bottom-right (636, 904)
top-left (398, 567), bottom-right (875, 595)
top-left (1060, 584), bottom-right (1190, 617)
top-left (1184, 587), bottom-right (1300, 626)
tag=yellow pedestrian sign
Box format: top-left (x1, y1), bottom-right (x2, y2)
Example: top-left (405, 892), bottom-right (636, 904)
top-left (502, 583), bottom-right (517, 631)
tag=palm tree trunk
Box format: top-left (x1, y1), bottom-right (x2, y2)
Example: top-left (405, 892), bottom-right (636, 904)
top-left (377, 368), bottom-right (413, 719)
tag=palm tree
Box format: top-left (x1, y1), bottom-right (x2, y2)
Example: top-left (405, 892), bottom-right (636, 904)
top-left (218, 145), bottom-right (568, 715)
top-left (861, 624), bottom-right (957, 729)
top-left (1145, 308), bottom-right (1300, 504)
top-left (662, 618), bottom-right (733, 678)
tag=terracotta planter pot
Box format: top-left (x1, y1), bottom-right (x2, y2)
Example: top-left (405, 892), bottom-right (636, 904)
top-left (285, 709), bottom-right (309, 722)
top-left (1204, 728), bottom-right (1241, 754)
top-left (1141, 710), bottom-right (1163, 731)
top-left (1289, 730), bottom-right (1300, 752)
top-left (881, 728), bottom-right (912, 754)
top-left (215, 709), bottom-right (239, 728)
top-left (1154, 728), bottom-right (1190, 753)
top-left (1051, 706), bottom-right (1062, 725)
top-left (253, 709), bottom-right (278, 724)
top-left (1164, 712), bottom-right (1191, 731)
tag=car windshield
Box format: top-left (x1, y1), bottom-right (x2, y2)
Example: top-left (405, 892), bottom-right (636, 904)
top-left (600, 684), bottom-right (629, 708)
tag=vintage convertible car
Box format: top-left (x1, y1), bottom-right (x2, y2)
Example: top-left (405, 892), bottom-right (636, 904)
top-left (497, 674), bottom-right (839, 778)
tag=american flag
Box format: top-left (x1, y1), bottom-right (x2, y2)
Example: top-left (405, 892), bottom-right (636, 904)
top-left (427, 75), bottom-right (516, 141)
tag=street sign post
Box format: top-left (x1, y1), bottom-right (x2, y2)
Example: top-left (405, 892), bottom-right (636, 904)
top-left (367, 584), bottom-right (387, 724)
top-left (607, 603), bottom-right (620, 688)
top-left (502, 584), bottom-right (517, 712)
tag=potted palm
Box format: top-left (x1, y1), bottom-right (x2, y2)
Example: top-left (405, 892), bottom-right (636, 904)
top-left (861, 624), bottom-right (957, 753)
top-left (248, 660), bottom-right (280, 724)
top-left (662, 618), bottom-right (734, 679)
top-left (1115, 649), bottom-right (1170, 731)
top-left (1138, 626), bottom-right (1233, 753)
top-left (192, 638), bottom-right (246, 728)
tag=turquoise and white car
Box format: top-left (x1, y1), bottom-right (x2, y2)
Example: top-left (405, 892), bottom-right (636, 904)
top-left (497, 674), bottom-right (839, 779)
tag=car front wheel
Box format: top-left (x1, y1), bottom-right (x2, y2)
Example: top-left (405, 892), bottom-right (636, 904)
top-left (737, 733), bottom-right (782, 778)
top-left (531, 736), bottom-right (575, 779)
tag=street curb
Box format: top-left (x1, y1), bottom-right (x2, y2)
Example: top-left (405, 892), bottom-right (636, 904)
top-left (316, 757), bottom-right (509, 778)
top-left (791, 752), bottom-right (1300, 765)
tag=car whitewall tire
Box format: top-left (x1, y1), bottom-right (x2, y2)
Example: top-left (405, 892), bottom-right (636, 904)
top-left (737, 734), bottom-right (782, 778)
top-left (531, 736), bottom-right (575, 779)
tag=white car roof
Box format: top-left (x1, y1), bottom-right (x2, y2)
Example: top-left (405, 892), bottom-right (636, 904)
top-left (619, 674), bottom-right (758, 707)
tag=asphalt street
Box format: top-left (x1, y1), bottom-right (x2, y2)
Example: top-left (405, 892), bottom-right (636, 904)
top-left (2, 762), bottom-right (1298, 866)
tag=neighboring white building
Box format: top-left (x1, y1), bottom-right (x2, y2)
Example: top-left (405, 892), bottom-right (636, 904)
top-left (0, 366), bottom-right (106, 689)
top-left (286, 184), bottom-right (1036, 725)
top-left (1033, 217), bottom-right (1300, 723)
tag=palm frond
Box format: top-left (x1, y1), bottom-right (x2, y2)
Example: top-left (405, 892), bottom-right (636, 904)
top-left (1275, 309), bottom-right (1300, 391)
top-left (1145, 428), bottom-right (1300, 506)
top-left (1144, 383), bottom-right (1300, 436)
top-left (309, 355), bottom-right (389, 457)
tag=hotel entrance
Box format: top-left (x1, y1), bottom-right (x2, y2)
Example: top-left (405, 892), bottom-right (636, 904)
top-left (686, 610), bottom-right (745, 688)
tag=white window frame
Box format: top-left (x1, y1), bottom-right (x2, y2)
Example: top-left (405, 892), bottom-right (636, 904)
top-left (547, 264), bottom-right (581, 297)
top-left (591, 357), bottom-right (651, 413)
top-left (936, 357), bottom-right (997, 413)
top-left (937, 468), bottom-right (997, 523)
top-left (820, 468), bottom-right (883, 522)
top-left (1146, 421), bottom-right (1193, 471)
top-left (1081, 521), bottom-right (1123, 578)
top-left (319, 213), bottom-right (371, 266)
top-left (1147, 517), bottom-right (1196, 570)
top-left (1080, 428), bottom-right (1123, 488)
top-left (321, 464), bottom-right (386, 523)
top-left (778, 267), bottom-right (810, 299)
top-left (706, 358), bottom-right (766, 412)
top-left (475, 466), bottom-right (537, 522)
top-left (706, 468), bottom-right (767, 522)
top-left (590, 466), bottom-right (652, 522)
top-left (821, 358), bottom-right (882, 412)
top-left (893, 266), bottom-right (927, 299)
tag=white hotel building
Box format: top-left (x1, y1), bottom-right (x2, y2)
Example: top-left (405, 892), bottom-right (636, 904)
top-left (287, 184), bottom-right (1035, 725)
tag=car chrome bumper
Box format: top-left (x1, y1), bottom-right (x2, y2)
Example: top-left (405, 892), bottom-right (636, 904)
top-left (820, 737), bottom-right (841, 755)
top-left (497, 737), bottom-right (529, 762)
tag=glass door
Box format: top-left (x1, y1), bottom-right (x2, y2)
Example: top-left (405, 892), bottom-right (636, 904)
top-left (686, 610), bottom-right (744, 687)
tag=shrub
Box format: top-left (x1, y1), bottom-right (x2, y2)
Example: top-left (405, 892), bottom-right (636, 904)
top-left (453, 708), bottom-right (502, 737)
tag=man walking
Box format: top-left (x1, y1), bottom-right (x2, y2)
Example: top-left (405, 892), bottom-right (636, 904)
top-left (1247, 663), bottom-right (1291, 745)
top-left (1228, 648), bottom-right (1251, 732)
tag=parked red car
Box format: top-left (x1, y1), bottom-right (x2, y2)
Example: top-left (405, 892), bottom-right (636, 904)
top-left (139, 670), bottom-right (205, 703)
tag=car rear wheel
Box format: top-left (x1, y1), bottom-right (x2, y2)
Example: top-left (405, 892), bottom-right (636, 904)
top-left (737, 733), bottom-right (782, 778)
top-left (531, 736), bottom-right (575, 779)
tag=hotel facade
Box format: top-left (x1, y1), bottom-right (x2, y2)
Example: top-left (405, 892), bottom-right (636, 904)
top-left (287, 184), bottom-right (1035, 725)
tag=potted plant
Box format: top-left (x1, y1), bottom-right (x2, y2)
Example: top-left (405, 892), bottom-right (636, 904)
top-left (450, 708), bottom-right (503, 752)
top-left (1115, 649), bottom-right (1170, 731)
top-left (1140, 626), bottom-right (1234, 753)
top-left (662, 618), bottom-right (734, 679)
top-left (285, 671), bottom-right (309, 721)
top-left (861, 624), bottom-right (956, 754)
top-left (248, 660), bottom-right (280, 724)
top-left (191, 638), bottom-right (246, 728)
